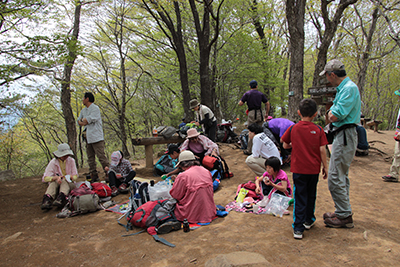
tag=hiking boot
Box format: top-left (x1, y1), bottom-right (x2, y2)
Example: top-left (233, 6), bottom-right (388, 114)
top-left (118, 183), bottom-right (129, 194)
top-left (87, 173), bottom-right (99, 183)
top-left (111, 186), bottom-right (119, 197)
top-left (382, 175), bottom-right (398, 182)
top-left (41, 194), bottom-right (53, 210)
top-left (304, 221), bottom-right (315, 230)
top-left (293, 231), bottom-right (303, 239)
top-left (324, 214), bottom-right (354, 228)
top-left (53, 193), bottom-right (67, 208)
top-left (243, 150), bottom-right (251, 155)
top-left (323, 212), bottom-right (336, 220)
top-left (156, 221), bottom-right (182, 234)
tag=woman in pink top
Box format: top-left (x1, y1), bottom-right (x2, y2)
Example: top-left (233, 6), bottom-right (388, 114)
top-left (41, 143), bottom-right (78, 210)
top-left (170, 151), bottom-right (216, 223)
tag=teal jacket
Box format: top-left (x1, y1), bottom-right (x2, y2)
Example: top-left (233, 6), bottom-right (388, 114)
top-left (330, 77), bottom-right (361, 128)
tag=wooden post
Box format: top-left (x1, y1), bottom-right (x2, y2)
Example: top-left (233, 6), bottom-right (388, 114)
top-left (145, 145), bottom-right (154, 168)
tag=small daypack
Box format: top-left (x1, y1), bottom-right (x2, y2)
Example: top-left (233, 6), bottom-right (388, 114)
top-left (91, 182), bottom-right (112, 198)
top-left (68, 187), bottom-right (100, 216)
top-left (120, 199), bottom-right (178, 247)
top-left (234, 181), bottom-right (260, 200)
top-left (202, 155), bottom-right (233, 180)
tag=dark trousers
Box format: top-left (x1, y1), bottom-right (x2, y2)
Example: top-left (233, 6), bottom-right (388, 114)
top-left (205, 120), bottom-right (217, 142)
top-left (292, 173), bottom-right (319, 232)
top-left (108, 170), bottom-right (136, 188)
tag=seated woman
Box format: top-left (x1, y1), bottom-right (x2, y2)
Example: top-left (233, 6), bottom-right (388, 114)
top-left (179, 128), bottom-right (219, 163)
top-left (255, 156), bottom-right (292, 199)
top-left (104, 151), bottom-right (136, 197)
top-left (154, 144), bottom-right (180, 177)
top-left (169, 151), bottom-right (216, 224)
top-left (41, 143), bottom-right (78, 210)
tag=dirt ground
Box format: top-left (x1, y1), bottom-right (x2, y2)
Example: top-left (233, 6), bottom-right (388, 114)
top-left (1, 130), bottom-right (399, 267)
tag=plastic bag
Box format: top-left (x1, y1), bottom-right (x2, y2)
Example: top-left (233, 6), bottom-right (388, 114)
top-left (148, 180), bottom-right (173, 201)
top-left (263, 193), bottom-right (291, 217)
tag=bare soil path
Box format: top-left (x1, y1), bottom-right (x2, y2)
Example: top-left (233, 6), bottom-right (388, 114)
top-left (0, 130), bottom-right (399, 266)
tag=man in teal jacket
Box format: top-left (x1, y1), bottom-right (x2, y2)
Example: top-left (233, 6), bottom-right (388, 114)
top-left (320, 59), bottom-right (361, 228)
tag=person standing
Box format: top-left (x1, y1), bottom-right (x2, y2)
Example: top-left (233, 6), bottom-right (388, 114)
top-left (320, 59), bottom-right (361, 228)
top-left (239, 80), bottom-right (270, 154)
top-left (281, 99), bottom-right (328, 239)
top-left (189, 99), bottom-right (217, 142)
top-left (77, 92), bottom-right (109, 183)
top-left (382, 89), bottom-right (400, 182)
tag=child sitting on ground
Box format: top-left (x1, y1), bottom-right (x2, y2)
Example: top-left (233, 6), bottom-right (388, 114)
top-left (254, 156), bottom-right (292, 199)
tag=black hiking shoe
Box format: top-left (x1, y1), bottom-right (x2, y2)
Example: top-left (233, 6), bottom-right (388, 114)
top-left (53, 193), bottom-right (67, 208)
top-left (41, 194), bottom-right (53, 210)
top-left (156, 221), bottom-right (182, 234)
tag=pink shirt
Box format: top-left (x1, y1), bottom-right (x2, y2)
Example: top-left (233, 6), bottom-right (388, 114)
top-left (170, 166), bottom-right (216, 223)
top-left (180, 135), bottom-right (219, 156)
top-left (42, 157), bottom-right (78, 183)
top-left (262, 169), bottom-right (292, 197)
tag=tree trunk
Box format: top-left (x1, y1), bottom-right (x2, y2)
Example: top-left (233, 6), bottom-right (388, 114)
top-left (286, 0), bottom-right (306, 121)
top-left (60, 1), bottom-right (81, 161)
top-left (357, 6), bottom-right (379, 99)
top-left (312, 0), bottom-right (358, 87)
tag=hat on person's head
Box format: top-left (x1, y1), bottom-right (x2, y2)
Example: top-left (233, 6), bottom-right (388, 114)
top-left (186, 128), bottom-right (200, 139)
top-left (53, 143), bottom-right (74, 158)
top-left (189, 99), bottom-right (200, 109)
top-left (110, 151), bottom-right (122, 167)
top-left (395, 89), bottom-right (400, 96)
top-left (266, 116), bottom-right (273, 121)
top-left (167, 144), bottom-right (180, 154)
top-left (319, 59), bottom-right (345, 76)
top-left (176, 150), bottom-right (196, 166)
top-left (249, 80), bottom-right (258, 88)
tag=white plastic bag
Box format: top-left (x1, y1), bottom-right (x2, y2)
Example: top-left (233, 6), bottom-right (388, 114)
top-left (148, 180), bottom-right (173, 201)
top-left (263, 193), bottom-right (291, 217)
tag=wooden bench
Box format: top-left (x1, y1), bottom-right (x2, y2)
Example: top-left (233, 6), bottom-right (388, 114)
top-left (366, 120), bottom-right (383, 132)
top-left (132, 135), bottom-right (185, 169)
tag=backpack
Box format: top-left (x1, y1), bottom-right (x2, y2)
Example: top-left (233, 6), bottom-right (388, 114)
top-left (91, 182), bottom-right (112, 198)
top-left (68, 187), bottom-right (100, 216)
top-left (202, 155), bottom-right (233, 180)
top-left (239, 129), bottom-right (249, 150)
top-left (121, 199), bottom-right (178, 247)
top-left (234, 181), bottom-right (260, 200)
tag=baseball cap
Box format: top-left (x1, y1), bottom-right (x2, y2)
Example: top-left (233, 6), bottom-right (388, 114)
top-left (249, 80), bottom-right (258, 88)
top-left (395, 89), bottom-right (400, 96)
top-left (319, 59), bottom-right (345, 76)
top-left (110, 151), bottom-right (122, 167)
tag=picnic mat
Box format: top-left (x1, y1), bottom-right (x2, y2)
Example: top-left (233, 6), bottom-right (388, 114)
top-left (105, 200), bottom-right (130, 214)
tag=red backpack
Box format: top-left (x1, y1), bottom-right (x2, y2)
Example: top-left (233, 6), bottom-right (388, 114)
top-left (91, 182), bottom-right (112, 198)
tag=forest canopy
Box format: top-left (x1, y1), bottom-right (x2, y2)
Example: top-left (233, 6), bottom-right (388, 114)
top-left (1, 0), bottom-right (400, 178)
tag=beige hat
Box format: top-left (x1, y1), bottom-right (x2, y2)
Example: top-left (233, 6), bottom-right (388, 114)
top-left (319, 59), bottom-right (345, 76)
top-left (53, 143), bottom-right (74, 158)
top-left (186, 128), bottom-right (200, 139)
top-left (176, 150), bottom-right (196, 166)
top-left (189, 99), bottom-right (200, 109)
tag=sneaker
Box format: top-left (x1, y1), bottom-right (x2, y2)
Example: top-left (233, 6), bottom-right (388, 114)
top-left (156, 221), bottom-right (182, 234)
top-left (323, 212), bottom-right (336, 220)
top-left (118, 183), bottom-right (129, 194)
top-left (304, 221), bottom-right (315, 230)
top-left (41, 194), bottom-right (53, 210)
top-left (324, 214), bottom-right (354, 228)
top-left (293, 231), bottom-right (303, 239)
top-left (53, 193), bottom-right (67, 208)
top-left (111, 186), bottom-right (119, 197)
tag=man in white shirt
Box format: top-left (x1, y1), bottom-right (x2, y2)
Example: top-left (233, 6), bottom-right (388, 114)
top-left (77, 92), bottom-right (109, 182)
top-left (245, 123), bottom-right (281, 176)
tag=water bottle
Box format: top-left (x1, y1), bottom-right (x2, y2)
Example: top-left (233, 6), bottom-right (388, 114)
top-left (134, 193), bottom-right (142, 207)
top-left (183, 219), bottom-right (190, 232)
top-left (152, 127), bottom-right (158, 137)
